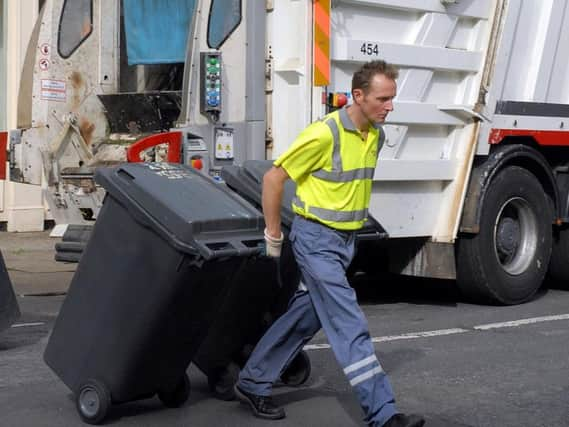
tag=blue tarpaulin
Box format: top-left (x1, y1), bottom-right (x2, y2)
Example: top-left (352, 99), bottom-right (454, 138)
top-left (123, 0), bottom-right (196, 65)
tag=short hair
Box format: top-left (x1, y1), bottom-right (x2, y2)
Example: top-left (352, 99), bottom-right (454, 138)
top-left (352, 60), bottom-right (399, 93)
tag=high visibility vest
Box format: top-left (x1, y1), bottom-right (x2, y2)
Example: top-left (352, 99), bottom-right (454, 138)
top-left (275, 107), bottom-right (384, 230)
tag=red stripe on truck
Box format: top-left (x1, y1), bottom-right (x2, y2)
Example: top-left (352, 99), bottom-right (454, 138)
top-left (489, 128), bottom-right (569, 146)
top-left (0, 132), bottom-right (7, 180)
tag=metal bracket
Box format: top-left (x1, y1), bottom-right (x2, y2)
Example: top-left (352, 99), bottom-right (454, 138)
top-left (438, 105), bottom-right (490, 122)
top-left (43, 114), bottom-right (94, 186)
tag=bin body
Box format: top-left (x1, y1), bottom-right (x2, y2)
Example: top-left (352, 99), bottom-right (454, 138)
top-left (44, 162), bottom-right (264, 404)
top-left (193, 160), bottom-right (301, 388)
top-left (0, 250), bottom-right (20, 333)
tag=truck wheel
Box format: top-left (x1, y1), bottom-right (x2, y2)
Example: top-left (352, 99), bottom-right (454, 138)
top-left (158, 373), bottom-right (191, 408)
top-left (76, 379), bottom-right (111, 425)
top-left (280, 350), bottom-right (311, 386)
top-left (548, 226), bottom-right (569, 287)
top-left (456, 166), bottom-right (552, 304)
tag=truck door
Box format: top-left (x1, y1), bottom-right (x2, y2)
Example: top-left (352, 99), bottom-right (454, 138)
top-left (11, 0), bottom-right (120, 224)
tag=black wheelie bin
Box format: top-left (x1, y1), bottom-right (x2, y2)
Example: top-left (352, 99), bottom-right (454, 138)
top-left (0, 250), bottom-right (20, 333)
top-left (192, 160), bottom-right (311, 400)
top-left (43, 162), bottom-right (265, 425)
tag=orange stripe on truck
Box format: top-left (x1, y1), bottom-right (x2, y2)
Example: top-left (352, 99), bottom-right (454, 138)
top-left (313, 0), bottom-right (330, 86)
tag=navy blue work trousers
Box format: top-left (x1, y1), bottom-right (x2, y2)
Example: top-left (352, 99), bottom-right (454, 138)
top-left (237, 215), bottom-right (397, 426)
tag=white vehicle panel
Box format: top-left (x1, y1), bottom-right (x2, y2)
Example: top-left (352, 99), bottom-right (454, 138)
top-left (271, 0), bottom-right (497, 239)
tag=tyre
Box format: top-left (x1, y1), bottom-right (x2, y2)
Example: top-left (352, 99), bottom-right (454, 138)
top-left (76, 379), bottom-right (111, 425)
top-left (280, 350), bottom-right (311, 386)
top-left (158, 373), bottom-right (191, 408)
top-left (548, 226), bottom-right (569, 288)
top-left (456, 166), bottom-right (552, 305)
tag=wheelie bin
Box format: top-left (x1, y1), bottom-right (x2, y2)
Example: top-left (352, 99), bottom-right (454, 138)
top-left (43, 162), bottom-right (265, 425)
top-left (193, 160), bottom-right (389, 399)
top-left (192, 160), bottom-right (311, 400)
top-left (0, 250), bottom-right (20, 333)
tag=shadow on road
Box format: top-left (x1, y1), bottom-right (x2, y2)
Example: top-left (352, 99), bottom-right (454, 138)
top-left (351, 272), bottom-right (462, 307)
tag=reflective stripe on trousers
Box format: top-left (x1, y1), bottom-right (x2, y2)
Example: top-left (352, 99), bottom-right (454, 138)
top-left (237, 216), bottom-right (397, 426)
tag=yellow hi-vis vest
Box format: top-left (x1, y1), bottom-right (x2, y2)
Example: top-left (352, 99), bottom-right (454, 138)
top-left (274, 107), bottom-right (385, 231)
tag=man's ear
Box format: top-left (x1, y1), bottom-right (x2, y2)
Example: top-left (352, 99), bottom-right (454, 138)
top-left (352, 88), bottom-right (364, 104)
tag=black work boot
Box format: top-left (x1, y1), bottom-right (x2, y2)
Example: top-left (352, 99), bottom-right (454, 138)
top-left (382, 413), bottom-right (425, 427)
top-left (234, 385), bottom-right (286, 420)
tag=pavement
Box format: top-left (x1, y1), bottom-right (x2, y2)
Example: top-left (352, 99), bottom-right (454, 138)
top-left (0, 230), bottom-right (75, 296)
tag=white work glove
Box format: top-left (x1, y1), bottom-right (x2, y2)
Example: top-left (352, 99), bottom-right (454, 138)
top-left (264, 228), bottom-right (284, 258)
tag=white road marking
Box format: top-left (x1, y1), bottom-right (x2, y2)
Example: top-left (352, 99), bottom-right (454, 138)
top-left (371, 328), bottom-right (468, 343)
top-left (473, 313), bottom-right (569, 330)
top-left (303, 314), bottom-right (569, 351)
top-left (10, 322), bottom-right (45, 328)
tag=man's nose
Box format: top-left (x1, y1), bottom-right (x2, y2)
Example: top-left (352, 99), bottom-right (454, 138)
top-left (385, 99), bottom-right (394, 111)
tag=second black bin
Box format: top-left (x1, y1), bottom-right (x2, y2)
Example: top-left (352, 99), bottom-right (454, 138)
top-left (44, 162), bottom-right (266, 424)
top-left (193, 160), bottom-right (312, 400)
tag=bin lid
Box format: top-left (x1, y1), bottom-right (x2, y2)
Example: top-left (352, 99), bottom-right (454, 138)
top-left (222, 161), bottom-right (297, 228)
top-left (222, 160), bottom-right (388, 240)
top-left (95, 163), bottom-right (265, 259)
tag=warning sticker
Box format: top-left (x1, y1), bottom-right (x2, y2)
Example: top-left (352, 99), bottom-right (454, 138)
top-left (41, 91), bottom-right (66, 102)
top-left (214, 128), bottom-right (234, 160)
top-left (40, 79), bottom-right (67, 102)
top-left (39, 58), bottom-right (50, 71)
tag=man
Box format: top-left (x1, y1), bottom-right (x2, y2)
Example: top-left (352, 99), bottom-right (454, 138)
top-left (234, 60), bottom-right (425, 427)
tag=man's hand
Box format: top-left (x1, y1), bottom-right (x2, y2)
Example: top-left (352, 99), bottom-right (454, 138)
top-left (262, 166), bottom-right (290, 257)
top-left (264, 228), bottom-right (284, 257)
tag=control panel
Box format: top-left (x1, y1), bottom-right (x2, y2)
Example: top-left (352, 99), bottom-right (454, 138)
top-left (183, 134), bottom-right (209, 175)
top-left (200, 52), bottom-right (222, 119)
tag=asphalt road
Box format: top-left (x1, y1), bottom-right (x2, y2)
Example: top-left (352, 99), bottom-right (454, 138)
top-left (2, 273), bottom-right (569, 427)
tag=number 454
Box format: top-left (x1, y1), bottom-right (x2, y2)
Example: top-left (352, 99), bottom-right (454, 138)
top-left (360, 43), bottom-right (379, 56)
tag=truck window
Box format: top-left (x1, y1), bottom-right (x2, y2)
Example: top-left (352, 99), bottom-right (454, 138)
top-left (58, 0), bottom-right (93, 58)
top-left (208, 0), bottom-right (241, 49)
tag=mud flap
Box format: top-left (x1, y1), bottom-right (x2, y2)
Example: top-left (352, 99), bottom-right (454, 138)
top-left (0, 250), bottom-right (20, 332)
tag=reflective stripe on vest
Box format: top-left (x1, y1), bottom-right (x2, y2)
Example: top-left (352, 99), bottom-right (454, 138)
top-left (293, 196), bottom-right (369, 222)
top-left (294, 111), bottom-right (380, 226)
top-left (310, 117), bottom-right (377, 183)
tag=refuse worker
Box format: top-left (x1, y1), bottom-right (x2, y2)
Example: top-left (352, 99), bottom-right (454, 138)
top-left (234, 60), bottom-right (426, 427)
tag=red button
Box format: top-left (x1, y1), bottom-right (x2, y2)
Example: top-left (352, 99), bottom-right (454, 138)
top-left (191, 158), bottom-right (203, 170)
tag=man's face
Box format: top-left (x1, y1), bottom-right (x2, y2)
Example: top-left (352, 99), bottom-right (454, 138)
top-left (353, 74), bottom-right (397, 124)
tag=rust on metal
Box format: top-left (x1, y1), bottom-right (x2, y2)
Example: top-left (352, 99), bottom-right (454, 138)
top-left (79, 118), bottom-right (95, 146)
top-left (70, 71), bottom-right (84, 108)
top-left (70, 71), bottom-right (84, 89)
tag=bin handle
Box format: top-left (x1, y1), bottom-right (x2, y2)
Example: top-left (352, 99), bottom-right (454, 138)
top-left (194, 236), bottom-right (264, 260)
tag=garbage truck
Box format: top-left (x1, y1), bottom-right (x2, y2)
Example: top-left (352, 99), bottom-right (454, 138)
top-left (3, 0), bottom-right (569, 305)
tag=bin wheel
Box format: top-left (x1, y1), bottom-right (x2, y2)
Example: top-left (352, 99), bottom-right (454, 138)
top-left (158, 373), bottom-right (191, 408)
top-left (280, 350), bottom-right (311, 386)
top-left (207, 362), bottom-right (240, 401)
top-left (76, 379), bottom-right (111, 425)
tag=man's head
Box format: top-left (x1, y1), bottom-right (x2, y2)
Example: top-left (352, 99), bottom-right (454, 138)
top-left (351, 60), bottom-right (398, 124)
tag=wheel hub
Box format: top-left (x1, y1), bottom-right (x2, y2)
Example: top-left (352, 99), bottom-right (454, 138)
top-left (493, 197), bottom-right (538, 275)
top-left (79, 388), bottom-right (100, 418)
top-left (496, 217), bottom-right (520, 256)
